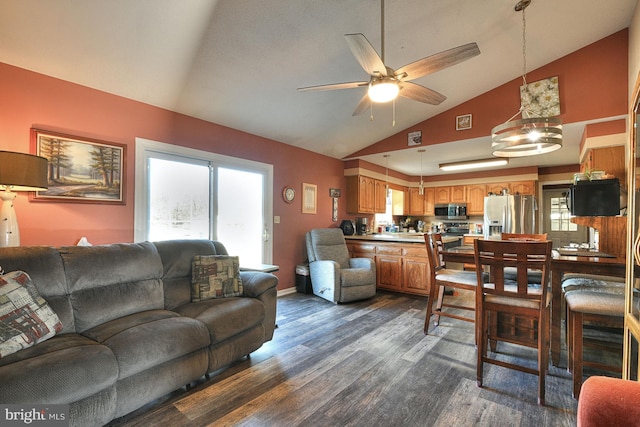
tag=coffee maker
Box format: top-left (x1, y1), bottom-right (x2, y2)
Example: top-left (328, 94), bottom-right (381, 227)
top-left (355, 217), bottom-right (368, 235)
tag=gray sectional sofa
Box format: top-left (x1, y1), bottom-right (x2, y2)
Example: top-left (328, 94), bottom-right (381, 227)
top-left (0, 239), bottom-right (278, 426)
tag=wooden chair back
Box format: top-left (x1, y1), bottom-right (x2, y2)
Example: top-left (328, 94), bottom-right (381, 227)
top-left (501, 233), bottom-right (548, 241)
top-left (474, 239), bottom-right (552, 301)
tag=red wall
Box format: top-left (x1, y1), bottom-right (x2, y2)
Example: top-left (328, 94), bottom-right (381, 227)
top-left (0, 62), bottom-right (344, 290)
top-left (347, 30), bottom-right (629, 157)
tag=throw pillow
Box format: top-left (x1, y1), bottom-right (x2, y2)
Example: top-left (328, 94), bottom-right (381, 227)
top-left (0, 271), bottom-right (63, 358)
top-left (191, 255), bottom-right (243, 302)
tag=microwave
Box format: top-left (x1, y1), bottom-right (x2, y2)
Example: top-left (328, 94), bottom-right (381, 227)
top-left (568, 178), bottom-right (620, 216)
top-left (435, 203), bottom-right (468, 220)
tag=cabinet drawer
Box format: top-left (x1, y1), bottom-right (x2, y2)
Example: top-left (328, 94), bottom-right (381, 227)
top-left (347, 243), bottom-right (376, 254)
top-left (376, 245), bottom-right (403, 256)
top-left (402, 246), bottom-right (427, 257)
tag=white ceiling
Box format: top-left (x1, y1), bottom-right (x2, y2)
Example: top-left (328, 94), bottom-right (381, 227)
top-left (0, 0), bottom-right (636, 176)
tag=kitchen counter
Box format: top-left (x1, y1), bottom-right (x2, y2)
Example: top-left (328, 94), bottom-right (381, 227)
top-left (345, 233), bottom-right (462, 246)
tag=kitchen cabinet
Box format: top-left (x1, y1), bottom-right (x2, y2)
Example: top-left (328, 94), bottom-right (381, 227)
top-left (377, 245), bottom-right (403, 292)
top-left (434, 185), bottom-right (466, 204)
top-left (424, 187), bottom-right (435, 216)
top-left (346, 175), bottom-right (387, 214)
top-left (346, 240), bottom-right (431, 296)
top-left (434, 187), bottom-right (450, 204)
top-left (486, 180), bottom-right (536, 196)
top-left (408, 187), bottom-right (435, 216)
top-left (408, 187), bottom-right (425, 215)
top-left (450, 185), bottom-right (466, 203)
top-left (466, 184), bottom-right (486, 215)
top-left (374, 180), bottom-right (387, 213)
top-left (581, 146), bottom-right (625, 189)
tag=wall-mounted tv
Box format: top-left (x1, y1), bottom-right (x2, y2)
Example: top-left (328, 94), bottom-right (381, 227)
top-left (568, 178), bottom-right (620, 217)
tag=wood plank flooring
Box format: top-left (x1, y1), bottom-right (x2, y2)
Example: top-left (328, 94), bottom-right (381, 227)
top-left (108, 290), bottom-right (621, 426)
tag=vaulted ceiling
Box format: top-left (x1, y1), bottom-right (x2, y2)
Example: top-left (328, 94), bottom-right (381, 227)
top-left (0, 0), bottom-right (636, 175)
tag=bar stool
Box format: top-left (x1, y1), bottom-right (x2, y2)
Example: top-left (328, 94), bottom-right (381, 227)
top-left (565, 289), bottom-right (624, 398)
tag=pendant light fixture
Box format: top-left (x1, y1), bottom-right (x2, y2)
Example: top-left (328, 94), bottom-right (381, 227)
top-left (383, 154), bottom-right (391, 197)
top-left (491, 0), bottom-right (562, 157)
top-left (418, 149), bottom-right (425, 195)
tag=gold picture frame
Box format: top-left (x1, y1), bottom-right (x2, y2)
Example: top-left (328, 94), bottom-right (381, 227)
top-left (302, 182), bottom-right (317, 214)
top-left (30, 128), bottom-right (125, 204)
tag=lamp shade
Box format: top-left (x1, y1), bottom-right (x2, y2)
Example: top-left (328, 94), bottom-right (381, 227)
top-left (0, 151), bottom-right (48, 191)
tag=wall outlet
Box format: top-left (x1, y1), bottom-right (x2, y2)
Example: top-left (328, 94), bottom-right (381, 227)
top-left (274, 216), bottom-right (280, 224)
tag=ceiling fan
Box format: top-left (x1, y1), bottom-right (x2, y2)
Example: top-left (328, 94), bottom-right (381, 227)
top-left (297, 0), bottom-right (481, 117)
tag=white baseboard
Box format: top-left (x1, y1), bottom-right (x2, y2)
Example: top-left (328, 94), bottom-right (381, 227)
top-left (277, 287), bottom-right (297, 297)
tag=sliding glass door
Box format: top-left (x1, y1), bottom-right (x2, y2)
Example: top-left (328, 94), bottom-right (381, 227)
top-left (135, 138), bottom-right (273, 265)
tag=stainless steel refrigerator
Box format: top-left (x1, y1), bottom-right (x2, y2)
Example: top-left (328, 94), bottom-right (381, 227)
top-left (483, 194), bottom-right (537, 239)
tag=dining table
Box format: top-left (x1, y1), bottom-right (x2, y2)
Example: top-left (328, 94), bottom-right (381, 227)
top-left (442, 244), bottom-right (626, 367)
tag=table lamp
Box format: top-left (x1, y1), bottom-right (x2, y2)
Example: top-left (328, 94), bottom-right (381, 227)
top-left (0, 151), bottom-right (48, 247)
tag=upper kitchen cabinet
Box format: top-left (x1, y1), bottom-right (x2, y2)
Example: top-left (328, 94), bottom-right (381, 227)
top-left (450, 185), bottom-right (466, 203)
top-left (486, 180), bottom-right (536, 196)
top-left (466, 184), bottom-right (486, 215)
top-left (408, 187), bottom-right (434, 215)
top-left (374, 180), bottom-right (387, 213)
top-left (408, 187), bottom-right (425, 215)
top-left (346, 175), bottom-right (387, 214)
top-left (434, 187), bottom-right (450, 204)
top-left (581, 146), bottom-right (625, 189)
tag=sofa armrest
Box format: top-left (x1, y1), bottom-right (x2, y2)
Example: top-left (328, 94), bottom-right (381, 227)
top-left (240, 271), bottom-right (278, 341)
top-left (240, 271), bottom-right (278, 298)
top-left (577, 376), bottom-right (640, 426)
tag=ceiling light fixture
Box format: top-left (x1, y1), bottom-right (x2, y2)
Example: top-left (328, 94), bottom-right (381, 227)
top-left (368, 77), bottom-right (400, 103)
top-left (439, 158), bottom-right (509, 172)
top-left (490, 0), bottom-right (562, 157)
top-left (418, 149), bottom-right (425, 195)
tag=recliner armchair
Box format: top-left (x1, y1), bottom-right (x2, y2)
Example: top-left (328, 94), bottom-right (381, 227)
top-left (305, 228), bottom-right (376, 304)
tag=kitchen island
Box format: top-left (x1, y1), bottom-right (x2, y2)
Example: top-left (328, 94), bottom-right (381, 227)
top-left (344, 233), bottom-right (462, 296)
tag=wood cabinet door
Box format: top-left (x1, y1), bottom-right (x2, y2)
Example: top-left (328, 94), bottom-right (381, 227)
top-left (408, 187), bottom-right (425, 215)
top-left (374, 179), bottom-right (387, 213)
top-left (466, 184), bottom-right (486, 215)
top-left (486, 182), bottom-right (510, 195)
top-left (450, 185), bottom-right (466, 203)
top-left (377, 256), bottom-right (403, 291)
top-left (434, 187), bottom-right (450, 204)
top-left (511, 180), bottom-right (536, 195)
top-left (403, 258), bottom-right (429, 295)
top-left (424, 187), bottom-right (435, 216)
top-left (359, 176), bottom-right (375, 213)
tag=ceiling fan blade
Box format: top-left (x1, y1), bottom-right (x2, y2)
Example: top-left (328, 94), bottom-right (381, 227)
top-left (345, 33), bottom-right (388, 77)
top-left (395, 42), bottom-right (480, 81)
top-left (352, 94), bottom-right (371, 116)
top-left (297, 81), bottom-right (369, 92)
top-left (400, 82), bottom-right (446, 105)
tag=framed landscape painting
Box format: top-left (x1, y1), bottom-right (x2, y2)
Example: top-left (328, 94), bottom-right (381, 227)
top-left (31, 129), bottom-right (125, 204)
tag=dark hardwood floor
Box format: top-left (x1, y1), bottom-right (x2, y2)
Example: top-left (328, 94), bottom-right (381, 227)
top-left (109, 290), bottom-right (621, 426)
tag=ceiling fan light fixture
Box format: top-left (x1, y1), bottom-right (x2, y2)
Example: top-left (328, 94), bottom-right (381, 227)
top-left (368, 78), bottom-right (399, 103)
top-left (439, 158), bottom-right (509, 172)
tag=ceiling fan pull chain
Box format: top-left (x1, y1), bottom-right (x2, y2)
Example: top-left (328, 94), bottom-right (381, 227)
top-left (392, 98), bottom-right (396, 127)
top-left (370, 102), bottom-right (374, 121)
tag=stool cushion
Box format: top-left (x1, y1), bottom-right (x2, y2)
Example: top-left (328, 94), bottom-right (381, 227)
top-left (436, 269), bottom-right (479, 286)
top-left (565, 290), bottom-right (624, 317)
top-left (562, 277), bottom-right (624, 295)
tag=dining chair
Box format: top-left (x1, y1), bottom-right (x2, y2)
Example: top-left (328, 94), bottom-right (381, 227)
top-left (474, 238), bottom-right (553, 405)
top-left (423, 233), bottom-right (478, 334)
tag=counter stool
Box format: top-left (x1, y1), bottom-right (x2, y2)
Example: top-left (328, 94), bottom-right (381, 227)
top-left (423, 233), bottom-right (479, 334)
top-left (565, 290), bottom-right (624, 398)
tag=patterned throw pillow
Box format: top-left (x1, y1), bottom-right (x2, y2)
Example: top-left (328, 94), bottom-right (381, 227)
top-left (191, 255), bottom-right (243, 302)
top-left (0, 271), bottom-right (63, 358)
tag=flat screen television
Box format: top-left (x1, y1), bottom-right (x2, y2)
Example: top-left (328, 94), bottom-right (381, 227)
top-left (568, 178), bottom-right (620, 216)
